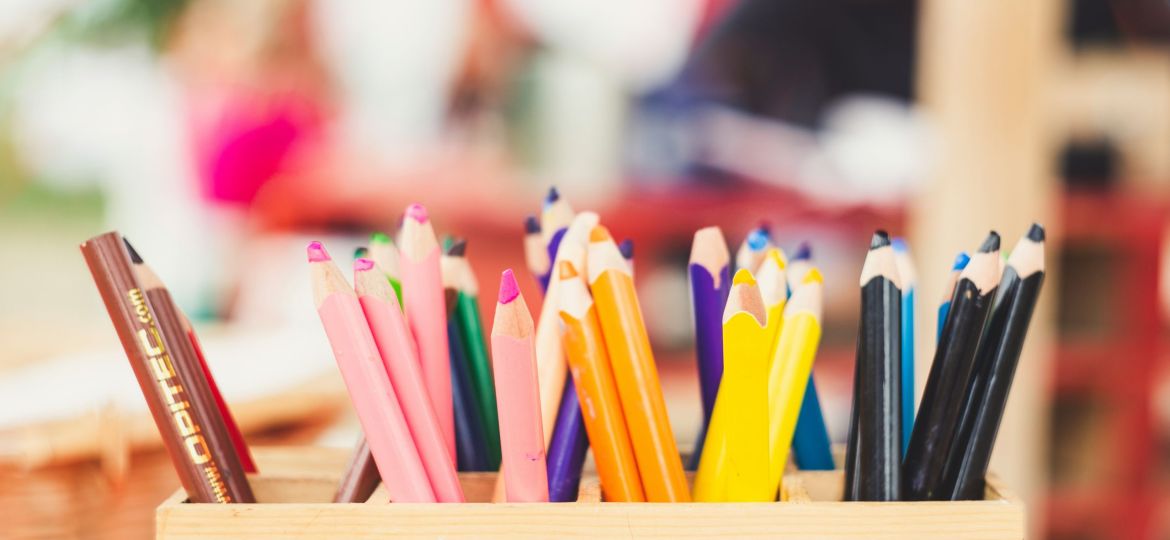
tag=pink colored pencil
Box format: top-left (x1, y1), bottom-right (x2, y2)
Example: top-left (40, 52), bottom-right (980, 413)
top-left (399, 203), bottom-right (456, 459)
top-left (308, 242), bottom-right (435, 503)
top-left (355, 258), bottom-right (465, 503)
top-left (490, 269), bottom-right (548, 502)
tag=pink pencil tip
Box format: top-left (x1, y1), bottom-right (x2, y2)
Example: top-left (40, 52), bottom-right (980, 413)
top-left (405, 203), bottom-right (429, 224)
top-left (307, 241), bottom-right (331, 262)
top-left (354, 258), bottom-right (376, 272)
top-left (498, 269), bottom-right (520, 304)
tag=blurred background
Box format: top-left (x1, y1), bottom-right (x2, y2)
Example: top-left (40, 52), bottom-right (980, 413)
top-left (0, 0), bottom-right (1166, 537)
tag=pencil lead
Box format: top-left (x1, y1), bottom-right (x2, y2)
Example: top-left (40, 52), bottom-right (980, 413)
top-left (524, 215), bottom-right (541, 234)
top-left (354, 258), bottom-right (376, 272)
top-left (558, 260), bottom-right (579, 280)
top-left (122, 237), bottom-right (144, 264)
top-left (447, 237), bottom-right (468, 257)
top-left (307, 241), bottom-right (331, 262)
top-left (978, 231), bottom-right (1001, 253)
top-left (732, 268), bottom-right (757, 286)
top-left (765, 248), bottom-right (787, 269)
top-left (953, 251), bottom-right (971, 271)
top-left (891, 237), bottom-right (908, 253)
top-left (757, 221), bottom-right (774, 239)
top-left (498, 269), bottom-right (520, 304)
top-left (1026, 222), bottom-right (1045, 242)
top-left (870, 230), bottom-right (891, 249)
top-left (618, 238), bottom-right (634, 260)
top-left (354, 246), bottom-right (369, 260)
top-left (802, 267), bottom-right (824, 284)
top-left (793, 241), bottom-right (812, 261)
top-left (747, 228), bottom-right (769, 250)
top-left (370, 231), bottom-right (392, 245)
top-left (590, 225), bottom-right (613, 243)
top-left (405, 203), bottom-right (429, 224)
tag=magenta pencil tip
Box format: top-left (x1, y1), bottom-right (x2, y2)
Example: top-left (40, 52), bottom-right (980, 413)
top-left (405, 203), bottom-right (429, 224)
top-left (498, 269), bottom-right (520, 304)
top-left (307, 241), bottom-right (331, 262)
top-left (354, 257), bottom-right (376, 272)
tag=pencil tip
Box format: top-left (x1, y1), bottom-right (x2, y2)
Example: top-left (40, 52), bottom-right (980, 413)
top-left (794, 241), bottom-right (812, 261)
top-left (122, 237), bottom-right (143, 264)
top-left (618, 238), bottom-right (634, 260)
top-left (802, 267), bottom-right (824, 284)
top-left (354, 258), bottom-right (375, 272)
top-left (953, 251), bottom-right (971, 270)
top-left (732, 268), bottom-right (757, 286)
top-left (354, 246), bottom-right (369, 260)
top-left (747, 228), bottom-right (769, 250)
top-left (1026, 222), bottom-right (1045, 242)
top-left (891, 237), bottom-right (908, 253)
top-left (370, 231), bottom-right (391, 245)
top-left (498, 269), bottom-right (520, 304)
top-left (757, 221), bottom-right (773, 239)
top-left (307, 241), bottom-right (331, 262)
top-left (544, 186), bottom-right (560, 206)
top-left (405, 203), bottom-right (429, 224)
top-left (590, 225), bottom-right (613, 243)
top-left (765, 247), bottom-right (787, 269)
top-left (558, 260), bottom-right (579, 280)
top-left (447, 238), bottom-right (467, 257)
top-left (524, 215), bottom-right (541, 234)
top-left (870, 230), bottom-right (891, 249)
top-left (978, 231), bottom-right (1001, 253)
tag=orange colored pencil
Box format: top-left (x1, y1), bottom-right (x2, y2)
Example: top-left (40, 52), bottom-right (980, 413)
top-left (586, 225), bottom-right (689, 502)
top-left (556, 256), bottom-right (645, 502)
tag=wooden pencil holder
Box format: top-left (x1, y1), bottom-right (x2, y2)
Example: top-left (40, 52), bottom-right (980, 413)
top-left (156, 446), bottom-right (1025, 539)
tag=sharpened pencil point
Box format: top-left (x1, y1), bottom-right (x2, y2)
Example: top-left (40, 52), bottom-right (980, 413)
top-left (524, 215), bottom-right (540, 234)
top-left (370, 231), bottom-right (391, 245)
top-left (757, 220), bottom-right (774, 239)
top-left (891, 237), bottom-right (908, 253)
top-left (1026, 223), bottom-right (1045, 242)
top-left (870, 230), bottom-right (891, 249)
top-left (354, 246), bottom-right (369, 260)
top-left (405, 203), bottom-right (429, 224)
top-left (544, 186), bottom-right (561, 206)
top-left (618, 239), bottom-right (634, 260)
top-left (590, 225), bottom-right (613, 243)
top-left (764, 248), bottom-right (787, 269)
top-left (354, 258), bottom-right (376, 272)
top-left (802, 267), bottom-right (824, 284)
top-left (747, 228), bottom-right (769, 250)
top-left (558, 260), bottom-right (579, 280)
top-left (122, 237), bottom-right (144, 264)
top-left (307, 241), bottom-right (331, 262)
top-left (498, 269), bottom-right (520, 304)
top-left (794, 241), bottom-right (812, 261)
top-left (979, 231), bottom-right (1001, 253)
top-left (446, 238), bottom-right (467, 257)
top-left (732, 268), bottom-right (757, 286)
top-left (953, 251), bottom-right (971, 271)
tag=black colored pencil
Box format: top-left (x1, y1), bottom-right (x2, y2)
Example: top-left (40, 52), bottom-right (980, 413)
top-left (845, 230), bottom-right (902, 501)
top-left (939, 224), bottom-right (1046, 500)
top-left (902, 231), bottom-right (1001, 500)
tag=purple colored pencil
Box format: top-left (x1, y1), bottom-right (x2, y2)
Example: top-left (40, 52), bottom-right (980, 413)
top-left (687, 226), bottom-right (732, 468)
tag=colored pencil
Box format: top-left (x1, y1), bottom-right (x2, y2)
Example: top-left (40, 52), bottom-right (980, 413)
top-left (941, 225), bottom-right (1045, 500)
top-left (892, 237), bottom-right (916, 453)
top-left (757, 248), bottom-right (789, 346)
top-left (845, 231), bottom-right (902, 501)
top-left (903, 232), bottom-right (1001, 501)
top-left (557, 259), bottom-right (646, 502)
top-left (722, 270), bottom-right (772, 502)
top-left (308, 242), bottom-right (434, 503)
top-left (589, 225), bottom-right (690, 502)
top-left (368, 232), bottom-right (403, 305)
top-left (441, 252), bottom-right (491, 472)
top-left (687, 226), bottom-right (731, 470)
top-left (81, 232), bottom-right (254, 503)
top-left (938, 252), bottom-right (971, 339)
top-left (734, 227), bottom-right (771, 273)
top-left (124, 239), bottom-right (256, 474)
top-left (523, 215), bottom-right (548, 288)
top-left (539, 187), bottom-right (574, 290)
top-left (491, 269), bottom-right (549, 502)
top-left (354, 246), bottom-right (369, 261)
top-left (399, 203), bottom-right (456, 460)
top-left (767, 268), bottom-right (824, 497)
top-left (786, 242), bottom-right (835, 471)
top-left (446, 239), bottom-right (503, 470)
top-left (334, 436), bottom-right (380, 503)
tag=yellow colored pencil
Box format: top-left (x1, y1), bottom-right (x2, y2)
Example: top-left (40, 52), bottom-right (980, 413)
top-left (767, 268), bottom-right (825, 497)
top-left (756, 248), bottom-right (789, 352)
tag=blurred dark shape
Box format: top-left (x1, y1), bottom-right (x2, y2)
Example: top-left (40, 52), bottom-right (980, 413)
top-left (1059, 137), bottom-right (1119, 189)
top-left (681, 0), bottom-right (917, 128)
top-left (1067, 0), bottom-right (1123, 48)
